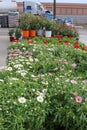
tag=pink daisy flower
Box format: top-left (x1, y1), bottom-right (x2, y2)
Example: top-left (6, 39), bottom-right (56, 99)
top-left (71, 80), bottom-right (77, 84)
top-left (73, 92), bottom-right (78, 96)
top-left (83, 80), bottom-right (87, 84)
top-left (85, 98), bottom-right (87, 102)
top-left (75, 96), bottom-right (82, 103)
top-left (72, 63), bottom-right (77, 67)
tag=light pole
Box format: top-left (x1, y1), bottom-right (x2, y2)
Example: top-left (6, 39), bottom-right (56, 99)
top-left (53, 0), bottom-right (56, 20)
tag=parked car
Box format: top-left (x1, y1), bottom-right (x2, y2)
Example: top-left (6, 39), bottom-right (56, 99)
top-left (55, 18), bottom-right (64, 24)
top-left (56, 17), bottom-right (75, 29)
top-left (64, 17), bottom-right (73, 24)
top-left (63, 17), bottom-right (75, 29)
top-left (44, 10), bottom-right (53, 20)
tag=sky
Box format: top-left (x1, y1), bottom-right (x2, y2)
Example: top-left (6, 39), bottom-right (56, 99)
top-left (2, 0), bottom-right (87, 3)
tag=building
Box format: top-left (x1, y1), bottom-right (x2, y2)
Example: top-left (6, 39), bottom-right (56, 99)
top-left (17, 2), bottom-right (24, 13)
top-left (0, 1), bottom-right (87, 26)
top-left (41, 2), bottom-right (87, 24)
top-left (17, 2), bottom-right (87, 24)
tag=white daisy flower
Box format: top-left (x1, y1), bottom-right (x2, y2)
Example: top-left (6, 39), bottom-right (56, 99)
top-left (37, 96), bottom-right (44, 103)
top-left (18, 97), bottom-right (26, 103)
top-left (14, 64), bottom-right (23, 68)
top-left (29, 57), bottom-right (33, 62)
top-left (36, 91), bottom-right (44, 97)
top-left (41, 81), bottom-right (48, 85)
top-left (7, 67), bottom-right (12, 71)
top-left (21, 72), bottom-right (27, 77)
top-left (42, 89), bottom-right (47, 93)
top-left (35, 58), bottom-right (39, 62)
top-left (10, 78), bottom-right (19, 81)
top-left (26, 62), bottom-right (31, 65)
top-left (0, 79), bottom-right (4, 82)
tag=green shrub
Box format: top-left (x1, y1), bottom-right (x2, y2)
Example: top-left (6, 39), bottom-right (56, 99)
top-left (20, 13), bottom-right (78, 37)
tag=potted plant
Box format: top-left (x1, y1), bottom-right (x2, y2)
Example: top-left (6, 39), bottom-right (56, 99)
top-left (37, 16), bottom-right (46, 36)
top-left (44, 18), bottom-right (53, 37)
top-left (20, 13), bottom-right (30, 38)
top-left (8, 29), bottom-right (14, 42)
top-left (14, 28), bottom-right (21, 40)
top-left (29, 14), bottom-right (38, 37)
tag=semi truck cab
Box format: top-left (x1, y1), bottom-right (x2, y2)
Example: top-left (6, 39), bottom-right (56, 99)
top-left (23, 1), bottom-right (53, 20)
top-left (24, 1), bottom-right (45, 15)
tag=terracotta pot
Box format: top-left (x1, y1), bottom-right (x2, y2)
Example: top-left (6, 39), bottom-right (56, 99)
top-left (9, 36), bottom-right (14, 42)
top-left (30, 30), bottom-right (36, 37)
top-left (22, 30), bottom-right (29, 38)
top-left (13, 39), bottom-right (19, 43)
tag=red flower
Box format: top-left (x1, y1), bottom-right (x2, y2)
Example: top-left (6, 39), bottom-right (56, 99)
top-left (65, 41), bottom-right (69, 46)
top-left (28, 39), bottom-right (34, 44)
top-left (59, 40), bottom-right (62, 43)
top-left (74, 41), bottom-right (79, 48)
top-left (44, 41), bottom-right (49, 44)
top-left (13, 39), bottom-right (19, 43)
top-left (56, 35), bottom-right (63, 38)
top-left (74, 45), bottom-right (79, 48)
top-left (68, 36), bottom-right (73, 38)
top-left (83, 46), bottom-right (87, 52)
top-left (74, 41), bottom-right (79, 45)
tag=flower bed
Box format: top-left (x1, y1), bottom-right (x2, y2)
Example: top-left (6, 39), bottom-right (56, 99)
top-left (0, 37), bottom-right (87, 130)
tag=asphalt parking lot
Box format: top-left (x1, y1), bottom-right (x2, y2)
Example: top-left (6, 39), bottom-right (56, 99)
top-left (0, 27), bottom-right (87, 67)
top-left (76, 27), bottom-right (87, 45)
top-left (0, 28), bottom-right (11, 67)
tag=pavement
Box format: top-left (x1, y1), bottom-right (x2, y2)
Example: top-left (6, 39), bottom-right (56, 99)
top-left (0, 28), bottom-right (11, 67)
top-left (0, 27), bottom-right (87, 67)
top-left (76, 28), bottom-right (87, 45)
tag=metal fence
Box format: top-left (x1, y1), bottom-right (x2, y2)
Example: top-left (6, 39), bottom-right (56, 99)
top-left (56, 15), bottom-right (87, 24)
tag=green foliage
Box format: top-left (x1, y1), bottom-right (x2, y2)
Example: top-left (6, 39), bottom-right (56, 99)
top-left (14, 28), bottom-right (22, 39)
top-left (43, 18), bottom-right (54, 30)
top-left (20, 14), bottom-right (44, 30)
top-left (19, 13), bottom-right (78, 37)
top-left (8, 28), bottom-right (22, 40)
top-left (0, 37), bottom-right (87, 130)
top-left (20, 13), bottom-right (31, 30)
top-left (8, 29), bottom-right (14, 36)
top-left (52, 23), bottom-right (79, 37)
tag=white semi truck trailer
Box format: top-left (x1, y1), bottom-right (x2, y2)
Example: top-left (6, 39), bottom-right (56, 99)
top-left (0, 1), bottom-right (19, 27)
top-left (23, 1), bottom-right (53, 20)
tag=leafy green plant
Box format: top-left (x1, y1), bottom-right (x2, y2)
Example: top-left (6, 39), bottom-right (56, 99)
top-left (19, 13), bottom-right (78, 38)
top-left (44, 18), bottom-right (53, 30)
top-left (8, 28), bottom-right (14, 37)
top-left (20, 13), bottom-right (31, 30)
top-left (14, 28), bottom-right (22, 39)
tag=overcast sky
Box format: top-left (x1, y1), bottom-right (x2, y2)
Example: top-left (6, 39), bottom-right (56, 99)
top-left (3, 0), bottom-right (87, 3)
top-left (39, 0), bottom-right (87, 3)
